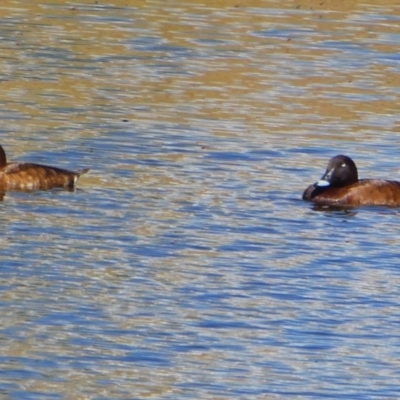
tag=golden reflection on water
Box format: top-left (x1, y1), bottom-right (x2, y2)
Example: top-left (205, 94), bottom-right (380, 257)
top-left (0, 0), bottom-right (398, 140)
top-left (0, 0), bottom-right (400, 398)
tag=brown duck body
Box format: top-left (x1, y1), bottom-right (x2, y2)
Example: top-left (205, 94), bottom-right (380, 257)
top-left (303, 179), bottom-right (400, 206)
top-left (0, 145), bottom-right (89, 191)
top-left (303, 155), bottom-right (400, 207)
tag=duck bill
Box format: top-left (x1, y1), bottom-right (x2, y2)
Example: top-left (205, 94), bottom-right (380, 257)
top-left (316, 168), bottom-right (333, 187)
top-left (316, 180), bottom-right (330, 187)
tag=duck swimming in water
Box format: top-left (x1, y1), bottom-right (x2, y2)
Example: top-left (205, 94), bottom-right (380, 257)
top-left (0, 144), bottom-right (89, 191)
top-left (303, 155), bottom-right (400, 207)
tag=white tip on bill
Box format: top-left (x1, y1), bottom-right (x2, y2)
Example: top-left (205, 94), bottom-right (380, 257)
top-left (317, 180), bottom-right (330, 187)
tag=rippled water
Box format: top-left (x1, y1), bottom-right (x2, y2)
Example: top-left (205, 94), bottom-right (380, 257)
top-left (1, 0), bottom-right (400, 398)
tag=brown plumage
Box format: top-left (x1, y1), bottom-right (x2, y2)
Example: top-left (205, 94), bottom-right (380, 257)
top-left (0, 144), bottom-right (89, 191)
top-left (303, 155), bottom-right (400, 207)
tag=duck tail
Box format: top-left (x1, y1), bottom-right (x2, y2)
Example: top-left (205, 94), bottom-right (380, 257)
top-left (76, 168), bottom-right (90, 176)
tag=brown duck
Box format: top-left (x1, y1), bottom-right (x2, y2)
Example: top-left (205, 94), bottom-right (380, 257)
top-left (0, 144), bottom-right (89, 191)
top-left (303, 155), bottom-right (400, 207)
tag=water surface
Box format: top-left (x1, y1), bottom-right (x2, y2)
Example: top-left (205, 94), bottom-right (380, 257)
top-left (1, 0), bottom-right (400, 399)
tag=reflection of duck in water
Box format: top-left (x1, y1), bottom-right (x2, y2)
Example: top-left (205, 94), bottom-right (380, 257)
top-left (0, 144), bottom-right (89, 191)
top-left (303, 154), bottom-right (400, 207)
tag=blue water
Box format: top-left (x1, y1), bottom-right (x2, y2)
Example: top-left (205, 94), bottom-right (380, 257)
top-left (1, 1), bottom-right (400, 399)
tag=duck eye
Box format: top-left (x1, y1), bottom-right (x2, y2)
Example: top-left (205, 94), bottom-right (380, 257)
top-left (341, 163), bottom-right (346, 168)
